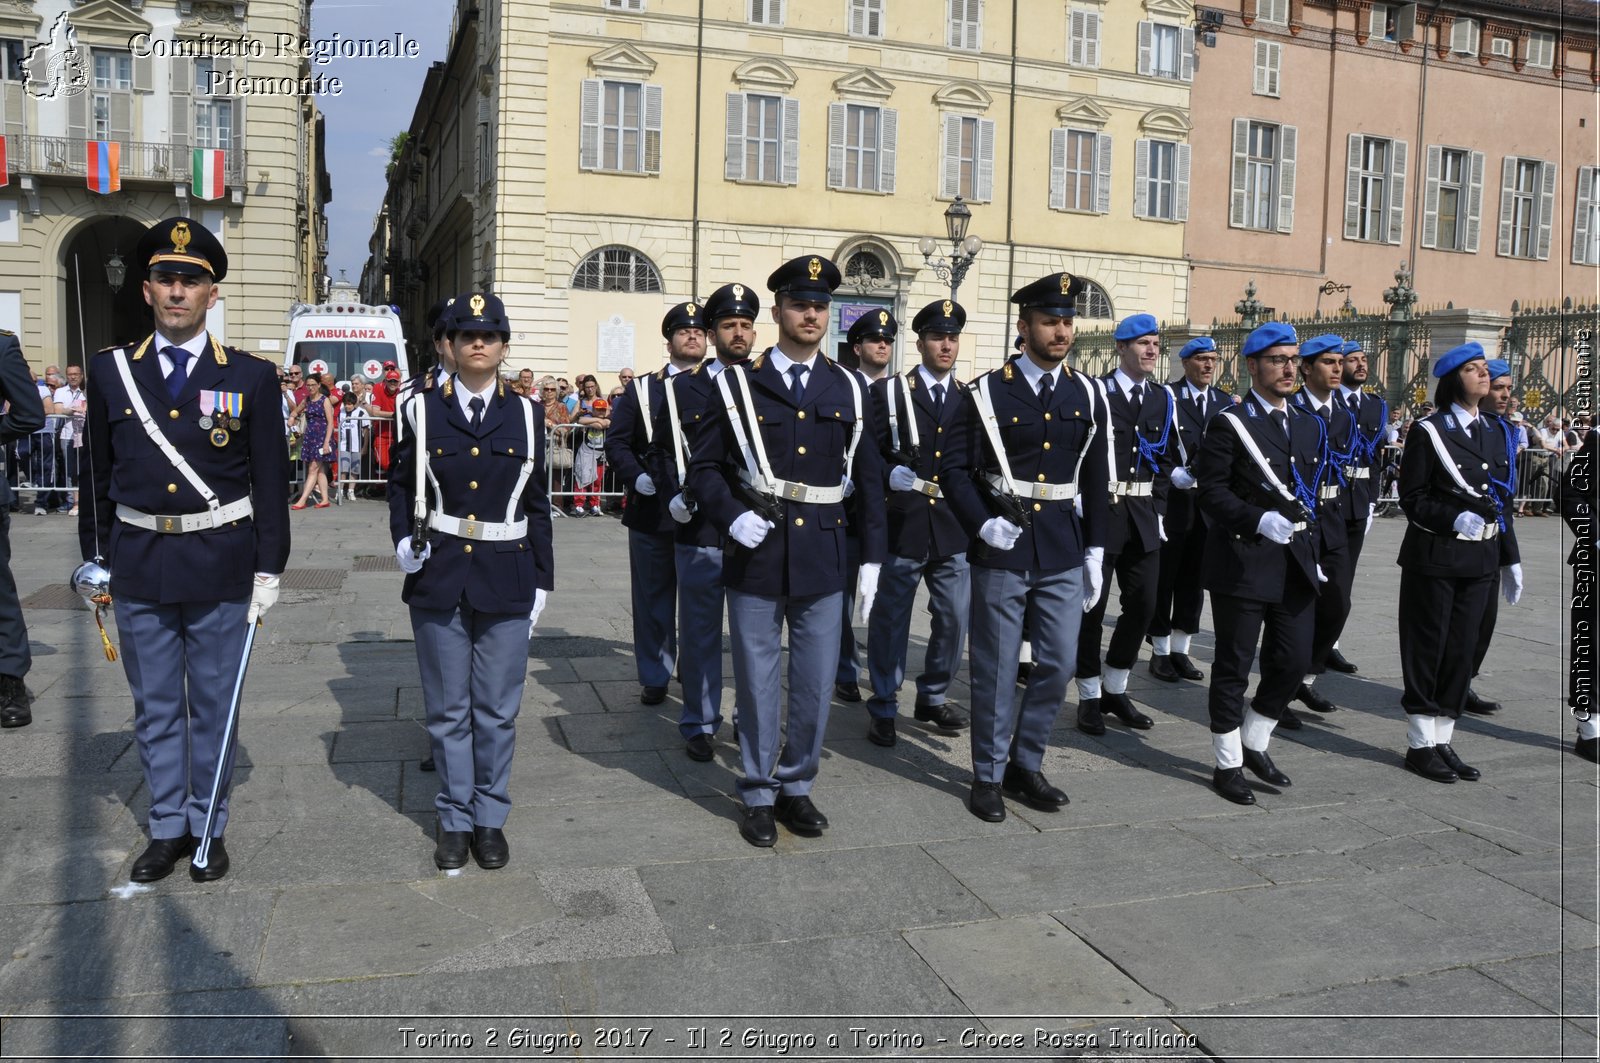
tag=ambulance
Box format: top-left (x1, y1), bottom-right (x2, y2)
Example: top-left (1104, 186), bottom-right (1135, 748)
top-left (285, 303), bottom-right (409, 385)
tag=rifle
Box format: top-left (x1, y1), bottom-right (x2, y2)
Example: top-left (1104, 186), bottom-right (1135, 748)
top-left (888, 441), bottom-right (921, 471)
top-left (732, 477), bottom-right (784, 526)
top-left (975, 473), bottom-right (1032, 530)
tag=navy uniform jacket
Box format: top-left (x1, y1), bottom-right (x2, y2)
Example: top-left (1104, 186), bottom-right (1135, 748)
top-left (1195, 392), bottom-right (1323, 601)
top-left (1344, 388), bottom-right (1389, 514)
top-left (604, 368), bottom-right (674, 535)
top-left (1396, 409), bottom-right (1519, 578)
top-left (1165, 381), bottom-right (1231, 537)
top-left (687, 351), bottom-right (886, 597)
top-left (945, 358), bottom-right (1110, 572)
top-left (0, 332), bottom-right (44, 508)
top-left (652, 359), bottom-right (724, 550)
top-left (1292, 388), bottom-right (1355, 553)
top-left (1100, 373), bottom-right (1176, 555)
top-left (869, 369), bottom-right (970, 561)
top-left (79, 334), bottom-right (290, 603)
top-left (387, 379), bottom-right (555, 613)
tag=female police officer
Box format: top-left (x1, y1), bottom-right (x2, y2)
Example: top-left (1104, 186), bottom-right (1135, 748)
top-left (388, 293), bottom-right (555, 869)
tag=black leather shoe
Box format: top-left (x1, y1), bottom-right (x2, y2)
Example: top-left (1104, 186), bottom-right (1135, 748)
top-left (471, 826), bottom-right (510, 869)
top-left (0, 674), bottom-right (29, 727)
top-left (1168, 652), bottom-right (1205, 680)
top-left (1296, 683), bottom-right (1338, 713)
top-left (774, 794), bottom-right (828, 833)
top-left (1016, 662), bottom-right (1033, 686)
top-left (1002, 765), bottom-right (1069, 811)
top-left (914, 701), bottom-right (969, 732)
top-left (419, 755), bottom-right (435, 772)
top-left (0, 703), bottom-right (29, 728)
top-left (1148, 654), bottom-right (1180, 683)
top-left (434, 828), bottom-right (471, 869)
top-left (1325, 649), bottom-right (1358, 674)
top-left (1076, 697), bottom-right (1106, 736)
top-left (1577, 736), bottom-right (1600, 763)
top-left (640, 685), bottom-right (668, 705)
top-left (1277, 706), bottom-right (1304, 731)
top-left (1463, 688), bottom-right (1501, 715)
top-left (1403, 746), bottom-right (1458, 783)
top-left (968, 782), bottom-right (1006, 822)
top-left (866, 717), bottom-right (897, 747)
top-left (188, 838), bottom-right (229, 882)
top-left (1435, 743), bottom-right (1481, 781)
top-left (130, 836), bottom-right (193, 883)
top-left (1102, 691), bottom-right (1154, 729)
top-left (685, 733), bottom-right (714, 762)
top-left (739, 805), bottom-right (777, 847)
top-left (834, 681), bottom-right (862, 703)
top-left (1243, 748), bottom-right (1291, 786)
top-left (1212, 767), bottom-right (1256, 805)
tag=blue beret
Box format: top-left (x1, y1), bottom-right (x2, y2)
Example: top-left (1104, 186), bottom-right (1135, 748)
top-left (1010, 272), bottom-right (1083, 316)
top-left (702, 282), bottom-right (761, 323)
top-left (1299, 334), bottom-right (1344, 359)
top-left (1341, 340), bottom-right (1363, 355)
top-left (1114, 313), bottom-right (1159, 342)
top-left (847, 308), bottom-right (898, 344)
top-left (445, 292), bottom-right (511, 335)
top-left (1178, 337), bottom-right (1216, 359)
top-left (661, 301), bottom-right (708, 339)
top-left (1241, 321), bottom-right (1298, 358)
top-left (1487, 358), bottom-right (1511, 380)
top-left (1433, 341), bottom-right (1486, 378)
top-left (910, 299), bottom-right (965, 336)
top-left (767, 255), bottom-right (841, 303)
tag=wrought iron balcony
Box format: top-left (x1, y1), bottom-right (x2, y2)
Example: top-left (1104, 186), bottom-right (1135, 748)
top-left (7, 136), bottom-right (246, 186)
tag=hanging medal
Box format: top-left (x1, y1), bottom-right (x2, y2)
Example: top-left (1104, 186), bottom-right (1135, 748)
top-left (220, 391), bottom-right (243, 431)
top-left (198, 390), bottom-right (216, 431)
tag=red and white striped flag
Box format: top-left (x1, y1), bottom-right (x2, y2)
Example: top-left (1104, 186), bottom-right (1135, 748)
top-left (192, 148), bottom-right (225, 201)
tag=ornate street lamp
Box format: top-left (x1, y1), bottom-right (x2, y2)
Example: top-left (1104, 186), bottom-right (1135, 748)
top-left (105, 251), bottom-right (126, 294)
top-left (917, 196), bottom-right (983, 300)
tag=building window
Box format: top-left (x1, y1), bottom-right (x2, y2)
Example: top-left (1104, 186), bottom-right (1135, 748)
top-left (1068, 8), bottom-right (1101, 67)
top-left (844, 249), bottom-right (887, 286)
top-left (1254, 0), bottom-right (1288, 25)
top-left (1449, 17), bottom-right (1477, 56)
top-left (749, 0), bottom-right (784, 26)
top-left (193, 59), bottom-right (235, 150)
top-left (828, 102), bottom-right (897, 193)
top-left (1527, 31), bottom-right (1555, 69)
top-left (1049, 127), bottom-right (1110, 214)
top-left (1138, 22), bottom-right (1194, 81)
top-left (948, 0), bottom-right (981, 51)
top-left (941, 114), bottom-right (995, 202)
top-left (1368, 3), bottom-right (1416, 41)
top-left (1489, 37), bottom-right (1513, 59)
top-left (726, 92), bottom-right (798, 185)
top-left (0, 39), bottom-right (23, 82)
top-left (1574, 167), bottom-right (1600, 266)
top-left (1499, 156), bottom-right (1555, 260)
top-left (92, 51), bottom-right (131, 91)
top-left (1253, 39), bottom-right (1281, 96)
top-left (604, 0), bottom-right (644, 9)
top-left (572, 246), bottom-right (663, 293)
top-left (579, 78), bottom-right (664, 175)
top-left (1230, 119), bottom-right (1298, 233)
top-left (1245, 123), bottom-right (1275, 228)
top-left (849, 0), bottom-right (883, 37)
top-left (1135, 138), bottom-right (1190, 221)
top-left (1423, 146), bottom-right (1484, 252)
top-left (1075, 279), bottom-right (1114, 320)
top-left (1344, 134), bottom-right (1407, 244)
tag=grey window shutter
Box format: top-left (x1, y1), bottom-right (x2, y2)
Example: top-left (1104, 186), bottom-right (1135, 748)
top-left (1276, 124), bottom-right (1297, 232)
top-left (1229, 118), bottom-right (1249, 227)
top-left (880, 106), bottom-right (897, 193)
top-left (1421, 145), bottom-right (1442, 249)
top-left (725, 92), bottom-right (745, 181)
top-left (1134, 137), bottom-right (1150, 218)
top-left (1574, 167), bottom-right (1595, 265)
top-left (1464, 150), bottom-right (1485, 253)
top-left (1049, 127), bottom-right (1067, 210)
top-left (940, 113), bottom-right (962, 199)
top-left (133, 53), bottom-right (152, 93)
top-left (643, 83), bottom-right (663, 174)
top-left (1180, 27), bottom-right (1195, 81)
top-left (976, 117), bottom-right (995, 201)
top-left (110, 92), bottom-right (132, 142)
top-left (1175, 142), bottom-right (1191, 221)
top-left (67, 81), bottom-right (87, 142)
top-left (1253, 40), bottom-right (1268, 94)
top-left (781, 96), bottom-right (800, 185)
top-left (2, 84), bottom-right (25, 143)
top-left (170, 62), bottom-right (190, 152)
top-left (172, 55), bottom-right (192, 94)
top-left (827, 102), bottom-right (846, 189)
top-left (1095, 131), bottom-right (1112, 213)
top-left (1497, 156), bottom-right (1516, 257)
top-left (1386, 138), bottom-right (1407, 244)
top-left (1069, 9), bottom-right (1086, 65)
top-left (579, 79), bottom-right (601, 171)
top-left (228, 98), bottom-right (241, 154)
top-left (1536, 159), bottom-right (1556, 260)
top-left (1343, 134), bottom-right (1362, 239)
top-left (1137, 21), bottom-right (1153, 76)
top-left (1086, 11), bottom-right (1101, 66)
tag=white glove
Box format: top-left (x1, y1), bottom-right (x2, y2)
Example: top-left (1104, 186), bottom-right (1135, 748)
top-left (247, 573), bottom-right (279, 624)
top-left (1501, 563), bottom-right (1523, 606)
top-left (1170, 466), bottom-right (1197, 490)
top-left (396, 536), bottom-right (431, 573)
top-left (730, 511), bottom-right (774, 549)
top-left (979, 516), bottom-right (1023, 551)
top-left (528, 588), bottom-right (548, 636)
top-left (1074, 495), bottom-right (1084, 518)
top-left (1257, 512), bottom-right (1295, 545)
top-left (856, 562), bottom-right (881, 624)
top-left (1366, 503), bottom-right (1375, 536)
top-left (1158, 515), bottom-right (1167, 542)
top-left (1316, 564), bottom-right (1328, 583)
top-left (888, 465), bottom-right (918, 492)
top-left (1082, 546), bottom-right (1105, 613)
top-left (668, 493), bottom-right (694, 524)
top-left (1453, 511), bottom-right (1486, 539)
top-left (634, 473), bottom-right (657, 496)
top-left (842, 476), bottom-right (855, 498)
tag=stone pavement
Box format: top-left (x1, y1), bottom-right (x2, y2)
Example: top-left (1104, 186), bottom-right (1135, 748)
top-left (0, 502), bottom-right (1594, 1061)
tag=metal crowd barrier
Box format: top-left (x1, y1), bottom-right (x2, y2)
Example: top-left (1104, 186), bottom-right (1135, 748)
top-left (1375, 440), bottom-right (1558, 514)
top-left (4, 423), bottom-right (82, 512)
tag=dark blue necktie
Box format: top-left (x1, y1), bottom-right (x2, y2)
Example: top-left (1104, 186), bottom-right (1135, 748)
top-left (931, 382), bottom-right (945, 421)
top-left (1271, 409), bottom-right (1288, 437)
top-left (1037, 373), bottom-right (1053, 405)
top-left (788, 364), bottom-right (806, 405)
top-left (164, 346), bottom-right (190, 401)
top-left (469, 395), bottom-right (485, 432)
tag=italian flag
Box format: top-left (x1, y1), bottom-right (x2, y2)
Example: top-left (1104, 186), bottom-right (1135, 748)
top-left (86, 140), bottom-right (120, 194)
top-left (192, 148), bottom-right (225, 201)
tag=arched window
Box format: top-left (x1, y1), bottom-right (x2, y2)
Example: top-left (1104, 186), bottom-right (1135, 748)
top-left (572, 246), bottom-right (663, 293)
top-left (1076, 279), bottom-right (1114, 320)
top-left (843, 249), bottom-right (887, 286)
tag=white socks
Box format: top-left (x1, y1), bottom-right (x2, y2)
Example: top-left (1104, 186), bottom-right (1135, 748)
top-left (1302, 674), bottom-right (1316, 687)
top-left (1078, 676), bottom-right (1102, 700)
top-left (1580, 717), bottom-right (1600, 740)
top-left (1435, 717), bottom-right (1455, 745)
top-left (1153, 635), bottom-right (1171, 656)
top-left (1213, 729), bottom-right (1244, 769)
top-left (1242, 708), bottom-right (1277, 752)
top-left (1407, 715), bottom-right (1437, 749)
top-left (1019, 640), bottom-right (1034, 665)
top-left (1172, 631), bottom-right (1192, 655)
top-left (1104, 666), bottom-right (1130, 695)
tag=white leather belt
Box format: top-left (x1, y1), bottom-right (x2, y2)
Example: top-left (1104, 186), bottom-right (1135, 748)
top-left (1344, 466), bottom-right (1371, 480)
top-left (1290, 521), bottom-right (1309, 533)
top-left (989, 473), bottom-right (1076, 501)
top-left (429, 513), bottom-right (529, 542)
top-left (772, 479), bottom-right (845, 504)
top-left (1318, 485), bottom-right (1341, 500)
top-left (911, 478), bottom-right (943, 498)
top-left (1112, 480), bottom-right (1154, 498)
top-left (117, 498), bottom-right (253, 534)
top-left (1457, 524), bottom-right (1498, 541)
